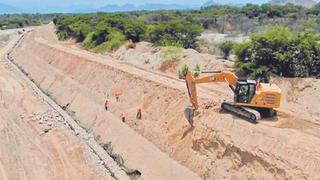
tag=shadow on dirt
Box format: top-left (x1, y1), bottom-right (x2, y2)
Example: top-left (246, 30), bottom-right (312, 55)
top-left (100, 142), bottom-right (142, 180)
top-left (181, 126), bottom-right (195, 140)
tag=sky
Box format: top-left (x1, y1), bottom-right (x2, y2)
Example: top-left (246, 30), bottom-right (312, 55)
top-left (1, 0), bottom-right (319, 13)
top-left (0, 0), bottom-right (268, 8)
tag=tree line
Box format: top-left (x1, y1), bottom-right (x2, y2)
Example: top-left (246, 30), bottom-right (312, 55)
top-left (219, 27), bottom-right (320, 79)
top-left (54, 3), bottom-right (320, 79)
top-left (54, 13), bottom-right (203, 52)
top-left (0, 14), bottom-right (61, 29)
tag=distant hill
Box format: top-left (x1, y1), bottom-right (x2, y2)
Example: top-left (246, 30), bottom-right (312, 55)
top-left (201, 0), bottom-right (255, 9)
top-left (96, 3), bottom-right (195, 12)
top-left (202, 1), bottom-right (221, 7)
top-left (71, 3), bottom-right (196, 13)
top-left (1, 3), bottom-right (196, 14)
top-left (0, 3), bottom-right (20, 14)
top-left (270, 0), bottom-right (317, 8)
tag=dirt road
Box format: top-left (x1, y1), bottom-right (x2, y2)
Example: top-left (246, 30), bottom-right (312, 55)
top-left (9, 24), bottom-right (320, 179)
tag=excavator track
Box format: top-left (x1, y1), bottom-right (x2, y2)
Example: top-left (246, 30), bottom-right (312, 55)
top-left (221, 102), bottom-right (261, 123)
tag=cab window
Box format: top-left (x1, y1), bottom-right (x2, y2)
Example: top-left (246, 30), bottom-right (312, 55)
top-left (237, 84), bottom-right (256, 103)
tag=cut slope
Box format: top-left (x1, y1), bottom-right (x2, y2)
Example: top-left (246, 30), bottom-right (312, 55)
top-left (0, 28), bottom-right (107, 180)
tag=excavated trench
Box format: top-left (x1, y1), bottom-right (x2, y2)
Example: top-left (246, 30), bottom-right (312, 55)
top-left (11, 30), bottom-right (200, 180)
top-left (10, 27), bottom-right (320, 179)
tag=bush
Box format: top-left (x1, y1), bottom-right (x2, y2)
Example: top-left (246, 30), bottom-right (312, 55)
top-left (124, 21), bottom-right (146, 42)
top-left (234, 26), bottom-right (320, 79)
top-left (193, 64), bottom-right (201, 77)
top-left (149, 21), bottom-right (203, 49)
top-left (83, 32), bottom-right (96, 49)
top-left (161, 46), bottom-right (183, 61)
top-left (233, 42), bottom-right (252, 61)
top-left (92, 30), bottom-right (125, 53)
top-left (56, 31), bottom-right (68, 40)
top-left (178, 64), bottom-right (189, 79)
top-left (219, 41), bottom-right (234, 59)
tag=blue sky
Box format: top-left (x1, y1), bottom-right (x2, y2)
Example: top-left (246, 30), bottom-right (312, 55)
top-left (1, 0), bottom-right (319, 13)
top-left (1, 0), bottom-right (268, 8)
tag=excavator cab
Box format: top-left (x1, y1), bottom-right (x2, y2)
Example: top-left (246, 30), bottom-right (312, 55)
top-left (234, 80), bottom-right (256, 104)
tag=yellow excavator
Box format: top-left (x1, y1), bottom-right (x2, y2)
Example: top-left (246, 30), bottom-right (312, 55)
top-left (184, 70), bottom-right (281, 125)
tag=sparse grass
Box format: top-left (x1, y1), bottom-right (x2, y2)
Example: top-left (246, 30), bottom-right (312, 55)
top-left (161, 46), bottom-right (183, 62)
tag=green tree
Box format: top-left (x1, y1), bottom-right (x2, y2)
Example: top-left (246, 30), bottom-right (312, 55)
top-left (219, 41), bottom-right (234, 59)
top-left (234, 26), bottom-right (320, 79)
top-left (149, 21), bottom-right (203, 49)
top-left (124, 21), bottom-right (146, 42)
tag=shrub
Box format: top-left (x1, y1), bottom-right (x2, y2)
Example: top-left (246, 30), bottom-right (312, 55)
top-left (161, 45), bottom-right (183, 61)
top-left (124, 21), bottom-right (146, 42)
top-left (219, 41), bottom-right (234, 59)
top-left (56, 30), bottom-right (68, 40)
top-left (92, 30), bottom-right (125, 53)
top-left (234, 26), bottom-right (320, 79)
top-left (83, 32), bottom-right (96, 49)
top-left (149, 21), bottom-right (203, 49)
top-left (193, 64), bottom-right (201, 77)
top-left (178, 64), bottom-right (189, 79)
top-left (233, 42), bottom-right (252, 61)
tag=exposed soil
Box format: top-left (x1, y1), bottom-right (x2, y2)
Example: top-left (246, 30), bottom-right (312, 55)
top-left (0, 28), bottom-right (110, 180)
top-left (9, 24), bottom-right (320, 179)
top-left (113, 41), bottom-right (234, 77)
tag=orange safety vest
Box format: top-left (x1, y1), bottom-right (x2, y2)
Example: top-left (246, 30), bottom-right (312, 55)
top-left (115, 91), bottom-right (121, 97)
top-left (137, 107), bottom-right (142, 113)
top-left (256, 82), bottom-right (261, 91)
top-left (120, 112), bottom-right (126, 118)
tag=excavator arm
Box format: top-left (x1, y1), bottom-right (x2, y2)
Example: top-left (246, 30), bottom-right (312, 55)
top-left (186, 70), bottom-right (238, 110)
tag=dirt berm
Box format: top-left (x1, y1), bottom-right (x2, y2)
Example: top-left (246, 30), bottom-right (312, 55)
top-left (11, 24), bottom-right (320, 179)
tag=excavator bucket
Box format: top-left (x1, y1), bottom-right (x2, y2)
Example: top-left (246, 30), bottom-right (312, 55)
top-left (184, 105), bottom-right (195, 126)
top-left (184, 72), bottom-right (198, 126)
top-left (185, 72), bottom-right (198, 109)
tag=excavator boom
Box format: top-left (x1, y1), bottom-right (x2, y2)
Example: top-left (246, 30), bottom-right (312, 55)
top-left (185, 70), bottom-right (238, 110)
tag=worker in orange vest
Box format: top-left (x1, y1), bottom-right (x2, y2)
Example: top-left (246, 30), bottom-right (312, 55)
top-left (115, 91), bottom-right (121, 102)
top-left (256, 79), bottom-right (261, 91)
top-left (136, 107), bottom-right (142, 120)
top-left (120, 112), bottom-right (126, 122)
top-left (104, 99), bottom-right (109, 111)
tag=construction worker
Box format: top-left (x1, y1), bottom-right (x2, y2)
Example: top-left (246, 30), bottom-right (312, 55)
top-left (136, 107), bottom-right (142, 120)
top-left (256, 79), bottom-right (261, 91)
top-left (115, 90), bottom-right (121, 102)
top-left (120, 112), bottom-right (126, 123)
top-left (104, 99), bottom-right (109, 111)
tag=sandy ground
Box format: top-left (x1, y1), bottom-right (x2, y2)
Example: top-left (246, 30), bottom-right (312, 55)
top-left (0, 28), bottom-right (111, 179)
top-left (9, 24), bottom-right (320, 179)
